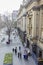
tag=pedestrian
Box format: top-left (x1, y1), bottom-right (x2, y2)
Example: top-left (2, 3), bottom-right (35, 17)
top-left (18, 46), bottom-right (22, 58)
top-left (12, 48), bottom-right (14, 52)
top-left (19, 46), bottom-right (21, 50)
top-left (18, 52), bottom-right (19, 58)
top-left (23, 49), bottom-right (28, 60)
top-left (15, 47), bottom-right (17, 54)
top-left (20, 52), bottom-right (22, 58)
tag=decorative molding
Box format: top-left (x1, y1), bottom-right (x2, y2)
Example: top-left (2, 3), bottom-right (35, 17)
top-left (25, 0), bottom-right (39, 8)
top-left (32, 5), bottom-right (43, 11)
top-left (32, 6), bottom-right (40, 11)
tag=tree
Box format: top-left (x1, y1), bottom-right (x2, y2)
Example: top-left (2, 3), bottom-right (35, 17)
top-left (3, 15), bottom-right (13, 44)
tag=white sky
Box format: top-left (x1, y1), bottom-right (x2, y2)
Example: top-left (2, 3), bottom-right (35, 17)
top-left (0, 0), bottom-right (23, 14)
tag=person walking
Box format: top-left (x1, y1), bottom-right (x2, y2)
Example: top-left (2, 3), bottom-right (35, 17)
top-left (23, 48), bottom-right (28, 60)
top-left (15, 47), bottom-right (17, 54)
top-left (18, 46), bottom-right (22, 58)
top-left (18, 52), bottom-right (19, 58)
top-left (12, 48), bottom-right (14, 52)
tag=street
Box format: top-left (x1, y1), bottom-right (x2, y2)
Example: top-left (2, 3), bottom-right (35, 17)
top-left (0, 28), bottom-right (37, 65)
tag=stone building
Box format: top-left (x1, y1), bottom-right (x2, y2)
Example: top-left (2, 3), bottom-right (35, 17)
top-left (12, 10), bottom-right (18, 28)
top-left (25, 0), bottom-right (43, 60)
top-left (17, 0), bottom-right (43, 60)
top-left (17, 3), bottom-right (26, 42)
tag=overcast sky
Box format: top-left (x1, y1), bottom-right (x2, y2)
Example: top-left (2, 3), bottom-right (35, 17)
top-left (0, 0), bottom-right (23, 14)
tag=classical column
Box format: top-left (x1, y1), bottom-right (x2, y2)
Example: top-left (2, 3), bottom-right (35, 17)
top-left (32, 11), bottom-right (36, 37)
top-left (23, 15), bottom-right (26, 32)
top-left (26, 15), bottom-right (29, 38)
top-left (32, 7), bottom-right (40, 39)
top-left (39, 5), bottom-right (43, 39)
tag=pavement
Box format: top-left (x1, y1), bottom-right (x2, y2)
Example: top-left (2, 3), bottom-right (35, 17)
top-left (0, 28), bottom-right (37, 65)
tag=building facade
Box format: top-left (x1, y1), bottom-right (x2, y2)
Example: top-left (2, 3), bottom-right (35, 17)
top-left (17, 0), bottom-right (43, 60)
top-left (17, 4), bottom-right (26, 42)
top-left (12, 10), bottom-right (18, 28)
top-left (26, 0), bottom-right (43, 60)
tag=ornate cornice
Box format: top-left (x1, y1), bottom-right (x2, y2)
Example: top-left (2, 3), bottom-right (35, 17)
top-left (17, 5), bottom-right (23, 17)
top-left (25, 0), bottom-right (39, 8)
top-left (32, 5), bottom-right (43, 11)
top-left (32, 6), bottom-right (40, 11)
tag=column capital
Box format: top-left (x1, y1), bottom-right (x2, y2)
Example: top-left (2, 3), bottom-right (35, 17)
top-left (26, 11), bottom-right (33, 17)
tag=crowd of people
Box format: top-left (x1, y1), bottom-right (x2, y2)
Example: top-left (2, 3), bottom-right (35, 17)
top-left (12, 29), bottom-right (31, 60)
top-left (12, 46), bottom-right (22, 58)
top-left (12, 46), bottom-right (31, 60)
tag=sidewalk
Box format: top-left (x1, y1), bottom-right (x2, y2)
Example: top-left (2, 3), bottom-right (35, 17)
top-left (0, 28), bottom-right (37, 65)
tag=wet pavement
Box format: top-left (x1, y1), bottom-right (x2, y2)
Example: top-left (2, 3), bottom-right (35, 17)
top-left (0, 28), bottom-right (37, 65)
